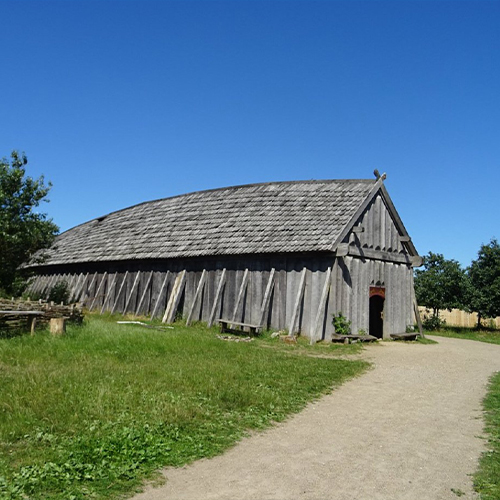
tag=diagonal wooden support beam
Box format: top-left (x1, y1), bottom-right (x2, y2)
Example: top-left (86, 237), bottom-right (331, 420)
top-left (123, 271), bottom-right (141, 313)
top-left (207, 269), bottom-right (227, 328)
top-left (186, 270), bottom-right (208, 326)
top-left (150, 272), bottom-right (170, 320)
top-left (258, 268), bottom-right (275, 328)
top-left (288, 267), bottom-right (307, 336)
top-left (89, 272), bottom-right (107, 311)
top-left (100, 273), bottom-right (118, 314)
top-left (310, 266), bottom-right (332, 344)
top-left (163, 270), bottom-right (187, 324)
top-left (231, 269), bottom-right (249, 323)
top-left (135, 271), bottom-right (154, 315)
top-left (110, 271), bottom-right (129, 314)
top-left (81, 272), bottom-right (98, 306)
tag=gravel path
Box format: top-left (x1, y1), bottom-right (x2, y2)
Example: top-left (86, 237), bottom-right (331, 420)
top-left (133, 337), bottom-right (500, 500)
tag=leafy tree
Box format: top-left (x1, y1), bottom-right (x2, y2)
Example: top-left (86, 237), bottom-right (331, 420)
top-left (0, 151), bottom-right (58, 295)
top-left (467, 238), bottom-right (500, 328)
top-left (414, 252), bottom-right (467, 319)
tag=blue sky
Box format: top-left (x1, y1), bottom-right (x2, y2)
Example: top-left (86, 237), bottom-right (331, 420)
top-left (2, 0), bottom-right (499, 267)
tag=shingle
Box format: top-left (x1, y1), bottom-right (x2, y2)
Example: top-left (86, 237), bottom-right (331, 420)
top-left (31, 179), bottom-right (376, 266)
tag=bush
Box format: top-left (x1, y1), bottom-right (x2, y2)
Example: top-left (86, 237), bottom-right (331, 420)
top-left (422, 314), bottom-right (445, 331)
top-left (332, 312), bottom-right (351, 335)
top-left (48, 281), bottom-right (70, 304)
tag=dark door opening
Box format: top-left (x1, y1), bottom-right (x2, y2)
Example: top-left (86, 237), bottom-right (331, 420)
top-left (369, 293), bottom-right (385, 339)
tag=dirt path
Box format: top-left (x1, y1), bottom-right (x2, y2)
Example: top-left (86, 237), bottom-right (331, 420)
top-left (133, 337), bottom-right (500, 500)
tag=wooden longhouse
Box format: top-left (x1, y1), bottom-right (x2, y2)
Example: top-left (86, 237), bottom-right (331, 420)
top-left (26, 175), bottom-right (421, 340)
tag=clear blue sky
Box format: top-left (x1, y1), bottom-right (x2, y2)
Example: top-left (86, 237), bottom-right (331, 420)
top-left (2, 0), bottom-right (499, 267)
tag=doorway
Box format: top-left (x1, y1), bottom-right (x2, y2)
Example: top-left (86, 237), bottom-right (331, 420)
top-left (369, 287), bottom-right (385, 339)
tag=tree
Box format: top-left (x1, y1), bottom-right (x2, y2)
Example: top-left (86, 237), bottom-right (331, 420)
top-left (414, 252), bottom-right (467, 319)
top-left (0, 151), bottom-right (58, 295)
top-left (467, 238), bottom-right (500, 328)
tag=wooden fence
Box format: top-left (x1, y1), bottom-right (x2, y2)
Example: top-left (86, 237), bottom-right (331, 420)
top-left (419, 307), bottom-right (500, 329)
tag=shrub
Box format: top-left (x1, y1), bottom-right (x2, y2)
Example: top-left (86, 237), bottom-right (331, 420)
top-left (332, 312), bottom-right (351, 335)
top-left (48, 281), bottom-right (70, 304)
top-left (422, 314), bottom-right (445, 331)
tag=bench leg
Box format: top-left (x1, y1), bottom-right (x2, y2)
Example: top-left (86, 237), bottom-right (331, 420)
top-left (28, 317), bottom-right (37, 335)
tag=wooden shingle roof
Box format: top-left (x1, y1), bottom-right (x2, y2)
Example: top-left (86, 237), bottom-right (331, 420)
top-left (32, 179), bottom-right (387, 266)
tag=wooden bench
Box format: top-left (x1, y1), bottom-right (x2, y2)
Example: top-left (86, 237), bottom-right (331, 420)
top-left (0, 310), bottom-right (44, 335)
top-left (390, 332), bottom-right (418, 341)
top-left (218, 319), bottom-right (263, 336)
top-left (331, 333), bottom-right (378, 343)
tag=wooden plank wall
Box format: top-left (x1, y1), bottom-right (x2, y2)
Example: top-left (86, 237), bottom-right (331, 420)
top-left (26, 251), bottom-right (416, 339)
top-left (348, 193), bottom-right (404, 254)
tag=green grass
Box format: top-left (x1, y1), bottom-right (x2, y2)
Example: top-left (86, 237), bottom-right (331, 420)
top-left (0, 316), bottom-right (368, 500)
top-left (425, 326), bottom-right (500, 345)
top-left (474, 371), bottom-right (500, 500)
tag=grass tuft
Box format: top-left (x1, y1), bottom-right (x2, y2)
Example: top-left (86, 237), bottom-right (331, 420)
top-left (0, 316), bottom-right (368, 499)
top-left (474, 371), bottom-right (500, 500)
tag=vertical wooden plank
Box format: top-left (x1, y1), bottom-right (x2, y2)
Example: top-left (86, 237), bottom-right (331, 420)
top-left (344, 256), bottom-right (353, 329)
top-left (231, 268), bottom-right (249, 323)
top-left (288, 267), bottom-right (307, 336)
top-left (67, 273), bottom-right (80, 301)
top-left (75, 272), bottom-right (89, 303)
top-left (163, 270), bottom-right (187, 323)
top-left (77, 271), bottom-right (98, 306)
top-left (43, 274), bottom-right (58, 298)
top-left (110, 271), bottom-right (129, 314)
top-left (186, 269), bottom-right (207, 325)
top-left (205, 267), bottom-right (218, 323)
top-left (81, 272), bottom-right (97, 305)
top-left (150, 271), bottom-right (170, 320)
top-left (380, 199), bottom-right (386, 251)
top-left (135, 271), bottom-right (154, 316)
top-left (359, 260), bottom-right (369, 332)
top-left (310, 266), bottom-right (332, 344)
top-left (367, 200), bottom-right (374, 248)
top-left (383, 262), bottom-right (393, 338)
top-left (373, 195), bottom-right (381, 250)
top-left (100, 273), bottom-right (118, 314)
top-left (350, 257), bottom-right (360, 334)
top-left (335, 258), bottom-right (344, 314)
top-left (123, 271), bottom-right (141, 313)
top-left (31, 275), bottom-right (45, 295)
top-left (258, 268), bottom-right (275, 328)
top-left (302, 265), bottom-right (313, 335)
top-left (250, 264), bottom-right (263, 325)
top-left (208, 268), bottom-right (227, 327)
top-left (89, 272), bottom-right (107, 311)
top-left (285, 261), bottom-right (297, 328)
top-left (385, 207), bottom-right (392, 252)
top-left (269, 259), bottom-right (287, 331)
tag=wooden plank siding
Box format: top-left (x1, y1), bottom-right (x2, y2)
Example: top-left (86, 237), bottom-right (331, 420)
top-left (26, 189), bottom-right (418, 339)
top-left (25, 249), bottom-right (416, 340)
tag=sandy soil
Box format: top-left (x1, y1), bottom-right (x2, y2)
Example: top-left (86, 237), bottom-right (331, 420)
top-left (132, 336), bottom-right (500, 500)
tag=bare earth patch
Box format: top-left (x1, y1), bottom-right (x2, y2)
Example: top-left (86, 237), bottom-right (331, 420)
top-left (132, 337), bottom-right (500, 500)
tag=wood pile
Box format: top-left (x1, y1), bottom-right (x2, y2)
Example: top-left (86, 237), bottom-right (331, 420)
top-left (0, 298), bottom-right (84, 331)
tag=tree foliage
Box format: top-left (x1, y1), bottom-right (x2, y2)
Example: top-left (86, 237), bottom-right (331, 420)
top-left (0, 151), bottom-right (58, 295)
top-left (467, 238), bottom-right (500, 326)
top-left (414, 252), bottom-right (467, 318)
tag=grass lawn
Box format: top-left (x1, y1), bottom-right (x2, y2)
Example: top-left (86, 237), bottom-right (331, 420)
top-left (0, 316), bottom-right (368, 500)
top-left (426, 327), bottom-right (500, 345)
